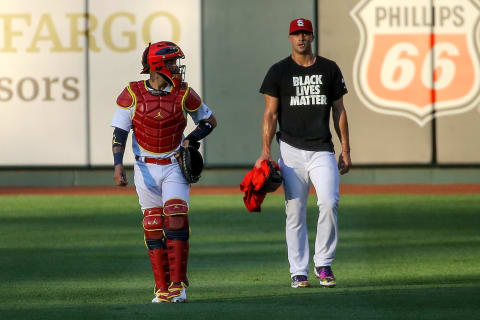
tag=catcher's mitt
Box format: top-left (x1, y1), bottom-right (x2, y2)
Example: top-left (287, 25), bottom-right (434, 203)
top-left (178, 144), bottom-right (203, 183)
top-left (259, 161), bottom-right (282, 193)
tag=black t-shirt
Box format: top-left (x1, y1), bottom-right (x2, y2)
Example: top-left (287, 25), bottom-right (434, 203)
top-left (259, 55), bottom-right (347, 151)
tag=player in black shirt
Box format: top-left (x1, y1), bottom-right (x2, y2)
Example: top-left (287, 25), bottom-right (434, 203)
top-left (255, 17), bottom-right (352, 288)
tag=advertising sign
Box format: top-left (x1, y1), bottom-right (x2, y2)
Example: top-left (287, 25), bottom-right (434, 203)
top-left (351, 0), bottom-right (480, 126)
top-left (0, 0), bottom-right (201, 166)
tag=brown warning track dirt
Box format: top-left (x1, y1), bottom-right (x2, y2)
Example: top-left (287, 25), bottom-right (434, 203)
top-left (0, 184), bottom-right (479, 195)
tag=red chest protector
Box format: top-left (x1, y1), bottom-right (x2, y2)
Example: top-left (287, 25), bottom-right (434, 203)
top-left (129, 81), bottom-right (188, 154)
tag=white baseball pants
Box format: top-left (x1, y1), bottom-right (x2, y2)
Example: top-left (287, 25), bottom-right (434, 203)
top-left (134, 160), bottom-right (190, 210)
top-left (278, 140), bottom-right (339, 277)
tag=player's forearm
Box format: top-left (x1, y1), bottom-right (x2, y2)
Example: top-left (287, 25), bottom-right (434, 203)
top-left (332, 98), bottom-right (350, 152)
top-left (112, 127), bottom-right (129, 166)
top-left (261, 111), bottom-right (277, 157)
top-left (185, 114), bottom-right (217, 146)
top-left (334, 110), bottom-right (350, 152)
top-left (113, 145), bottom-right (125, 166)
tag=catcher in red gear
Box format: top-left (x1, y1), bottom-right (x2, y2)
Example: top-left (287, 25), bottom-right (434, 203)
top-left (111, 41), bottom-right (217, 303)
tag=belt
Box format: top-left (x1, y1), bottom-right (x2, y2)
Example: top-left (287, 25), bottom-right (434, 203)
top-left (135, 156), bottom-right (174, 165)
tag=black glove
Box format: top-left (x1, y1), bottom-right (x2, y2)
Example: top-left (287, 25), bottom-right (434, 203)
top-left (259, 161), bottom-right (283, 193)
top-left (178, 144), bottom-right (203, 183)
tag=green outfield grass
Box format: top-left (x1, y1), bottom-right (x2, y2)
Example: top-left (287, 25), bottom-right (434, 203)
top-left (0, 193), bottom-right (479, 320)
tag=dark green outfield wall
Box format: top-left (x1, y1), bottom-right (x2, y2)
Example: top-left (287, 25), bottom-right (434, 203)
top-left (202, 0), bottom-right (316, 167)
top-left (1, 168), bottom-right (480, 187)
top-left (1, 1), bottom-right (479, 187)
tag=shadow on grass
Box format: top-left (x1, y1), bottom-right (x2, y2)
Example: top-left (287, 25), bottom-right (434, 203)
top-left (1, 283), bottom-right (479, 320)
top-left (1, 194), bottom-right (480, 319)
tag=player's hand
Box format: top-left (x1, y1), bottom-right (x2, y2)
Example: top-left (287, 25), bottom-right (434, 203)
top-left (338, 151), bottom-right (352, 175)
top-left (182, 139), bottom-right (201, 150)
top-left (174, 141), bottom-right (190, 160)
top-left (174, 140), bottom-right (192, 160)
top-left (255, 154), bottom-right (272, 168)
top-left (113, 164), bottom-right (128, 186)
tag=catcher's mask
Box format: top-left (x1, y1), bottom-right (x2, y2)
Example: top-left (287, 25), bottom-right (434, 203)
top-left (141, 41), bottom-right (185, 87)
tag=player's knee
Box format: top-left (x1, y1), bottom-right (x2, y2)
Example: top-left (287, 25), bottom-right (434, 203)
top-left (285, 201), bottom-right (306, 224)
top-left (143, 207), bottom-right (164, 240)
top-left (317, 199), bottom-right (338, 213)
top-left (163, 199), bottom-right (189, 241)
top-left (164, 199), bottom-right (189, 216)
top-left (164, 215), bottom-right (189, 240)
top-left (165, 214), bottom-right (189, 230)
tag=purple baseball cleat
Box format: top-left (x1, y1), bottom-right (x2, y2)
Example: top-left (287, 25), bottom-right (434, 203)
top-left (291, 275), bottom-right (310, 288)
top-left (315, 266), bottom-right (336, 288)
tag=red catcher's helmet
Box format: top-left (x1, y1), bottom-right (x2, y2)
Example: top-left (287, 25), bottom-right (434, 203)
top-left (141, 41), bottom-right (185, 86)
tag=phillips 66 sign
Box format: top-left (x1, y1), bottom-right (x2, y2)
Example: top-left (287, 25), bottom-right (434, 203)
top-left (351, 0), bottom-right (480, 126)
